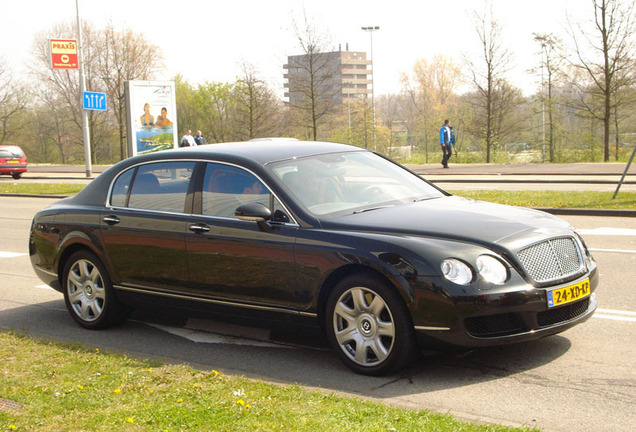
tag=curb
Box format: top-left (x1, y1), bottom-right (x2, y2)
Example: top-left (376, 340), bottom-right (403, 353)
top-left (431, 179), bottom-right (636, 185)
top-left (536, 207), bottom-right (636, 217)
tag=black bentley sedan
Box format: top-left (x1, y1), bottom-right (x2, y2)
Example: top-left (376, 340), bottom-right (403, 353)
top-left (29, 139), bottom-right (598, 375)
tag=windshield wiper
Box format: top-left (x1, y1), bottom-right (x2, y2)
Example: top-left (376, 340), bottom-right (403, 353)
top-left (353, 205), bottom-right (394, 214)
top-left (413, 196), bottom-right (441, 202)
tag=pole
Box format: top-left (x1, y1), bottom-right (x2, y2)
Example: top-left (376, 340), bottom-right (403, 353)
top-left (612, 144), bottom-right (636, 199)
top-left (76, 0), bottom-right (92, 177)
top-left (362, 26), bottom-right (379, 151)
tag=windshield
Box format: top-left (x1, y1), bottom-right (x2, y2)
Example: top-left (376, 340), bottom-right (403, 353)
top-left (269, 151), bottom-right (445, 216)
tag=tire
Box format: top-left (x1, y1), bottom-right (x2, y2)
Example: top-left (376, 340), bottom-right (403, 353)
top-left (11, 173), bottom-right (21, 180)
top-left (325, 273), bottom-right (416, 376)
top-left (62, 250), bottom-right (128, 329)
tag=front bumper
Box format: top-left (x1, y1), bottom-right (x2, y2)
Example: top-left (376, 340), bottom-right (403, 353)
top-left (412, 266), bottom-right (599, 348)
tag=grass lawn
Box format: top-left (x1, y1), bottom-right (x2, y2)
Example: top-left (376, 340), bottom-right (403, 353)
top-left (448, 190), bottom-right (636, 209)
top-left (0, 332), bottom-right (532, 431)
top-left (0, 183), bottom-right (85, 196)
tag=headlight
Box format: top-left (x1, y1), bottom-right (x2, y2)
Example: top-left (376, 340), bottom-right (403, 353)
top-left (441, 259), bottom-right (473, 285)
top-left (476, 255), bottom-right (508, 285)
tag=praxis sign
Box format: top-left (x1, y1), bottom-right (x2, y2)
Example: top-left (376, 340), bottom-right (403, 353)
top-left (49, 39), bottom-right (78, 69)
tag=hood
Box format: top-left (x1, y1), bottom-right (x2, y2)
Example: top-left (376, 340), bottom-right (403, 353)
top-left (323, 196), bottom-right (573, 248)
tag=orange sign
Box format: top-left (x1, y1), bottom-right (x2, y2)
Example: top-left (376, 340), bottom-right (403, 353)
top-left (49, 39), bottom-right (78, 69)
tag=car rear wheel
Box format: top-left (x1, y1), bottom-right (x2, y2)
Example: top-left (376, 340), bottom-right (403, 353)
top-left (62, 250), bottom-right (128, 329)
top-left (11, 173), bottom-right (21, 179)
top-left (325, 273), bottom-right (415, 375)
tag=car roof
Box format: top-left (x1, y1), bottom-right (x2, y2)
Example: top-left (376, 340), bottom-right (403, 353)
top-left (141, 139), bottom-right (365, 166)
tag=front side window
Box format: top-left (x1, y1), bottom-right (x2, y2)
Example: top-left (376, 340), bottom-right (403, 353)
top-left (113, 161), bottom-right (195, 212)
top-left (202, 163), bottom-right (286, 220)
top-left (270, 151), bottom-right (444, 216)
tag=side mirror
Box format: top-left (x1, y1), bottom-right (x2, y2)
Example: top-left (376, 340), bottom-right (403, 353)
top-left (235, 202), bottom-right (272, 222)
top-left (235, 203), bottom-right (274, 232)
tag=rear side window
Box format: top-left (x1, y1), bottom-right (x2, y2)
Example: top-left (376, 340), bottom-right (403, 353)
top-left (112, 161), bottom-right (195, 213)
top-left (110, 169), bottom-right (134, 207)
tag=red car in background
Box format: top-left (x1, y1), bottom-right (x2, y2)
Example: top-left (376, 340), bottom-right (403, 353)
top-left (0, 145), bottom-right (27, 179)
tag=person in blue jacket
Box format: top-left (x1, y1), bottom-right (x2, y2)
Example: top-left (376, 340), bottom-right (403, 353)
top-left (439, 119), bottom-right (452, 168)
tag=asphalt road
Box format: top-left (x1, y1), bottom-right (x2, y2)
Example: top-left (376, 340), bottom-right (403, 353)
top-left (1, 196), bottom-right (634, 431)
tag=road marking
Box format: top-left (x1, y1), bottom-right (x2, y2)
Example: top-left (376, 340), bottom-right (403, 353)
top-left (597, 308), bottom-right (636, 316)
top-left (577, 227), bottom-right (636, 236)
top-left (35, 284), bottom-right (53, 290)
top-left (589, 248), bottom-right (636, 254)
top-left (0, 251), bottom-right (27, 258)
top-left (594, 308), bottom-right (636, 322)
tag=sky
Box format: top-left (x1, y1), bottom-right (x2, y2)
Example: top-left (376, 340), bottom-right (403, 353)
top-left (2, 0), bottom-right (590, 97)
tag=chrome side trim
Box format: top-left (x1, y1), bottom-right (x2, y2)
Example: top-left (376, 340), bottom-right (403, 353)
top-left (414, 325), bottom-right (451, 331)
top-left (113, 284), bottom-right (317, 318)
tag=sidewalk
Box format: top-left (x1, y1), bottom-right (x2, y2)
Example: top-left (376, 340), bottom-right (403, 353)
top-left (404, 162), bottom-right (635, 176)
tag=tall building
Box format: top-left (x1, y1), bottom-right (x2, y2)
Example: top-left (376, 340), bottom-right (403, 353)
top-left (283, 49), bottom-right (372, 105)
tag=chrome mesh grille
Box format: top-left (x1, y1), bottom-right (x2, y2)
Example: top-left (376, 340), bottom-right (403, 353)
top-left (517, 237), bottom-right (583, 283)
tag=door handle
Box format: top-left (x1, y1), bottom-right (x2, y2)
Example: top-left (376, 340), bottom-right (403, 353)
top-left (189, 223), bottom-right (210, 233)
top-left (103, 215), bottom-right (120, 225)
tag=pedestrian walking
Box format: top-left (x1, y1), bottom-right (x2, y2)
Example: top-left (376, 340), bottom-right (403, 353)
top-left (180, 129), bottom-right (196, 147)
top-left (194, 130), bottom-right (206, 146)
top-left (439, 119), bottom-right (452, 168)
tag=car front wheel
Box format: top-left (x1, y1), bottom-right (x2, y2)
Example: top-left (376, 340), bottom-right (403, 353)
top-left (325, 273), bottom-right (415, 375)
top-left (62, 250), bottom-right (128, 329)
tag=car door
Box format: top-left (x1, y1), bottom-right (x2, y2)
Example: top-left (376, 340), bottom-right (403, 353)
top-left (100, 161), bottom-right (195, 292)
top-left (184, 162), bottom-right (302, 309)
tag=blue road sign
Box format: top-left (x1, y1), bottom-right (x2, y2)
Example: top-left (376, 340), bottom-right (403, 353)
top-left (83, 91), bottom-right (107, 111)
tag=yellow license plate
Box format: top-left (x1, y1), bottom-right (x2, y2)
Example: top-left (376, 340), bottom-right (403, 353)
top-left (547, 279), bottom-right (590, 308)
top-left (7, 160), bottom-right (19, 164)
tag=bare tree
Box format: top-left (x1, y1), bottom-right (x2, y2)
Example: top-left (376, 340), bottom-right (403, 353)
top-left (533, 33), bottom-right (562, 162)
top-left (0, 58), bottom-right (29, 144)
top-left (234, 63), bottom-right (281, 140)
top-left (567, 0), bottom-right (636, 161)
top-left (286, 14), bottom-right (339, 140)
top-left (98, 24), bottom-right (163, 160)
top-left (464, 4), bottom-right (519, 162)
top-left (31, 22), bottom-right (111, 163)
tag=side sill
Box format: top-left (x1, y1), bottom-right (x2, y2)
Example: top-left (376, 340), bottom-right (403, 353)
top-left (113, 284), bottom-right (317, 318)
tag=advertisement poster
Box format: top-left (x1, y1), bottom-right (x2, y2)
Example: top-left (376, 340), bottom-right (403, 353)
top-left (125, 81), bottom-right (178, 156)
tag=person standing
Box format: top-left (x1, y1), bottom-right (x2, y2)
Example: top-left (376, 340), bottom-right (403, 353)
top-left (180, 129), bottom-right (196, 147)
top-left (194, 130), bottom-right (206, 146)
top-left (439, 119), bottom-right (452, 168)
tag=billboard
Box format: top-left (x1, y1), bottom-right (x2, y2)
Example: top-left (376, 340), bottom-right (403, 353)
top-left (125, 81), bottom-right (178, 156)
top-left (49, 39), bottom-right (78, 69)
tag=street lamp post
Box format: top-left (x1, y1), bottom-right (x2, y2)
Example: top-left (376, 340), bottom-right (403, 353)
top-left (76, 0), bottom-right (92, 177)
top-left (361, 26), bottom-right (379, 151)
top-left (541, 42), bottom-right (546, 163)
